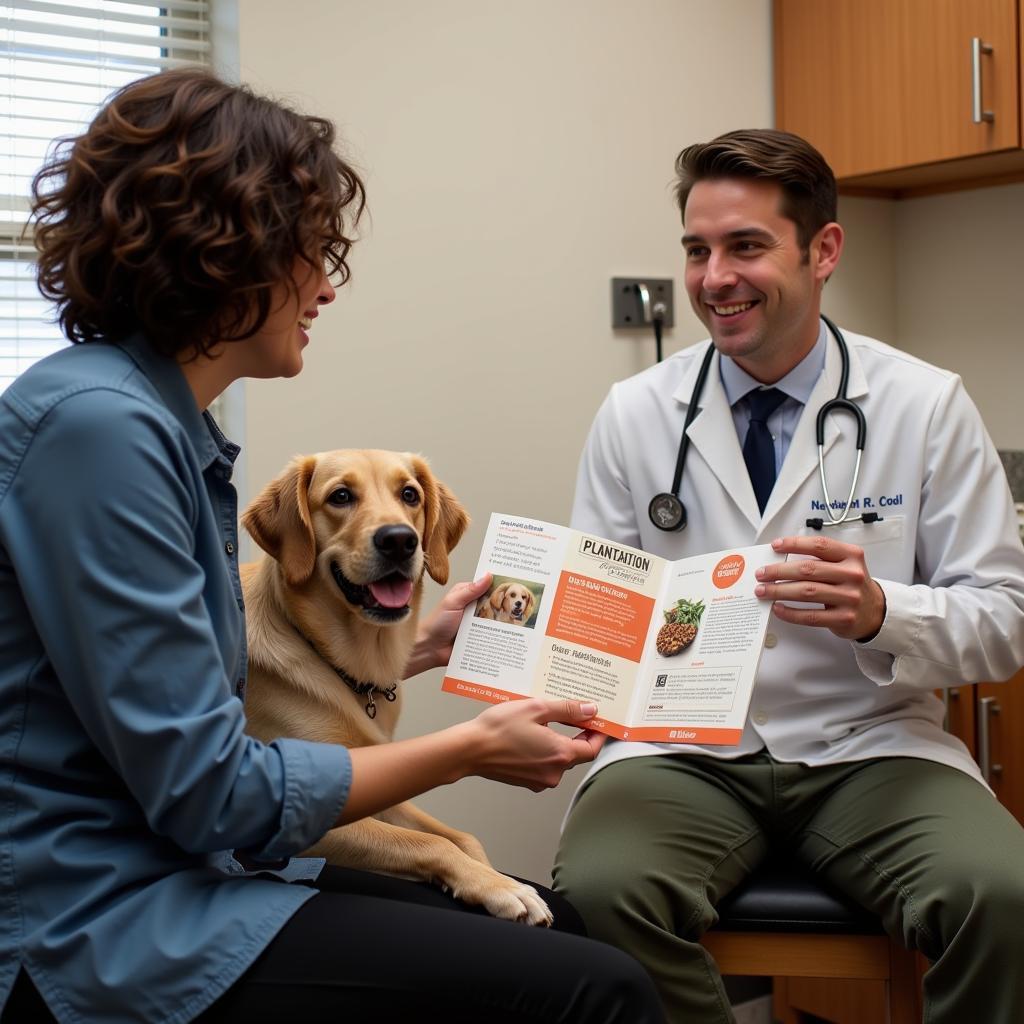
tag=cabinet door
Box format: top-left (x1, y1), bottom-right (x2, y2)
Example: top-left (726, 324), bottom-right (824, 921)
top-left (774, 0), bottom-right (1021, 179)
top-left (976, 670), bottom-right (1024, 826)
top-left (941, 684), bottom-right (976, 758)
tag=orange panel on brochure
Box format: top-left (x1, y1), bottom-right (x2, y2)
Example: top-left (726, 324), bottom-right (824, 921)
top-left (545, 570), bottom-right (655, 663)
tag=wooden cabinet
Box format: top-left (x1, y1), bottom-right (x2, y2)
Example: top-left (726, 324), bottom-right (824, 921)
top-left (774, 0), bottom-right (1024, 196)
top-left (940, 684), bottom-right (976, 760)
top-left (954, 669), bottom-right (1024, 825)
top-left (939, 671), bottom-right (1024, 826)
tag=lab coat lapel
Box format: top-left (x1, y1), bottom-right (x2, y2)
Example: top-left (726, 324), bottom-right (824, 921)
top-left (761, 325), bottom-right (869, 526)
top-left (679, 349), bottom-right (763, 530)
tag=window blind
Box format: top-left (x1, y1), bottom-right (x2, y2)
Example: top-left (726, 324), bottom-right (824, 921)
top-left (1, 0), bottom-right (210, 392)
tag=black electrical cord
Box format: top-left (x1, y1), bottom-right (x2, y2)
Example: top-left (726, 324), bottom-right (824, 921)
top-left (652, 313), bottom-right (664, 363)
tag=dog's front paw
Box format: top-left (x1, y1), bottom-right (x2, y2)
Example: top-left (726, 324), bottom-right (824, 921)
top-left (458, 871), bottom-right (553, 926)
top-left (503, 879), bottom-right (554, 927)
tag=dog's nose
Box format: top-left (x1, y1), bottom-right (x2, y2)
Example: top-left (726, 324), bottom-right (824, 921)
top-left (374, 525), bottom-right (419, 562)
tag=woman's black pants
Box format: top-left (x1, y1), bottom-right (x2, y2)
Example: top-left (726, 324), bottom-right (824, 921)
top-left (5, 867), bottom-right (664, 1023)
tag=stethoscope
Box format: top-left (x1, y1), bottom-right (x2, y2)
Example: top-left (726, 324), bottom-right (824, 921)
top-left (648, 315), bottom-right (880, 532)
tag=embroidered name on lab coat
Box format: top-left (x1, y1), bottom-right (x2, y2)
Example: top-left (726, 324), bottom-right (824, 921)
top-left (810, 493), bottom-right (903, 512)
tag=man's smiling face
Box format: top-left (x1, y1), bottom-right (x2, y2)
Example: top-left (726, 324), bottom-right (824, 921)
top-left (682, 177), bottom-right (838, 383)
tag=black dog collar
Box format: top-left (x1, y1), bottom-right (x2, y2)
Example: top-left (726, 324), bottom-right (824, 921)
top-left (292, 625), bottom-right (398, 719)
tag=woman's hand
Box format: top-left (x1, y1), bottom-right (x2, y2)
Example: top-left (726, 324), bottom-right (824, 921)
top-left (405, 573), bottom-right (493, 677)
top-left (458, 698), bottom-right (607, 792)
top-left (338, 698), bottom-right (605, 824)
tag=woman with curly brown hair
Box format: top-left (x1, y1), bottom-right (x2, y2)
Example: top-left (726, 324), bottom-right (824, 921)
top-left (0, 69), bottom-right (664, 1024)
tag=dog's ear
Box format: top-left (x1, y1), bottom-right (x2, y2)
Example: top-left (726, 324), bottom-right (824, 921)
top-left (524, 588), bottom-right (535, 613)
top-left (490, 583), bottom-right (509, 611)
top-left (241, 455), bottom-right (318, 586)
top-left (412, 455), bottom-right (469, 585)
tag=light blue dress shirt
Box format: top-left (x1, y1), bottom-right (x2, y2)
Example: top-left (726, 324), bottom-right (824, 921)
top-left (0, 337), bottom-right (352, 1024)
top-left (719, 320), bottom-right (827, 467)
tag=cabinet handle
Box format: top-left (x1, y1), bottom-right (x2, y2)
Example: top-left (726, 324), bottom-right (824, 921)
top-left (971, 38), bottom-right (995, 124)
top-left (978, 695), bottom-right (1003, 783)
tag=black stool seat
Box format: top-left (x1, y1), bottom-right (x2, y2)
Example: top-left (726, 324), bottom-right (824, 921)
top-left (711, 860), bottom-right (884, 935)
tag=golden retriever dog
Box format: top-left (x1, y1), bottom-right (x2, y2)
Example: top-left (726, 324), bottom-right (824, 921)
top-left (476, 581), bottom-right (535, 627)
top-left (240, 449), bottom-right (552, 925)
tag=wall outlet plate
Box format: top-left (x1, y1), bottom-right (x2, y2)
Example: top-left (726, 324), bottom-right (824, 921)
top-left (611, 277), bottom-right (675, 329)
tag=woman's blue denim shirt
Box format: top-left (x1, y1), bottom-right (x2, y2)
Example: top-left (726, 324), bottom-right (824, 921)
top-left (0, 338), bottom-right (351, 1024)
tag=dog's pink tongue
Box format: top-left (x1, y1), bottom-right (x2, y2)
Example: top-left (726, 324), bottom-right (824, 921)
top-left (369, 578), bottom-right (413, 608)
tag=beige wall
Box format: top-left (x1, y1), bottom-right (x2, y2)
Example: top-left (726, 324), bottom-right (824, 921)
top-left (232, 0), bottom-right (774, 882)
top-left (830, 196), bottom-right (898, 341)
top-left (835, 185), bottom-right (1023, 450)
top-left (893, 183), bottom-right (1024, 450)
top-left (228, 2), bottom-right (1017, 884)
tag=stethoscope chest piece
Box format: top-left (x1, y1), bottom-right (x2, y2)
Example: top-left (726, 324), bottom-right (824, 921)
top-left (649, 492), bottom-right (686, 532)
top-left (646, 341), bottom-right (717, 532)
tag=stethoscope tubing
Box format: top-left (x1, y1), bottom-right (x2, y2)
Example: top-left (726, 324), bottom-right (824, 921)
top-left (650, 315), bottom-right (871, 532)
top-left (814, 315), bottom-right (867, 526)
top-left (670, 342), bottom-right (716, 497)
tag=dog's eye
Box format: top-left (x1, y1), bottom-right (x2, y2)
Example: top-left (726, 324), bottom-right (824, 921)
top-left (401, 486), bottom-right (420, 506)
top-left (327, 487), bottom-right (353, 506)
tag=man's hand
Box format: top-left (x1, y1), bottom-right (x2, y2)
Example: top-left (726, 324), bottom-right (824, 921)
top-left (404, 573), bottom-right (493, 678)
top-left (754, 535), bottom-right (886, 642)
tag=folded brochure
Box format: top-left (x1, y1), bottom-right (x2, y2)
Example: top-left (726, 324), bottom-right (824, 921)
top-left (442, 513), bottom-right (785, 744)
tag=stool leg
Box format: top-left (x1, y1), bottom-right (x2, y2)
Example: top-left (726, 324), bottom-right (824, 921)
top-left (886, 943), bottom-right (922, 1024)
top-left (772, 978), bottom-right (803, 1024)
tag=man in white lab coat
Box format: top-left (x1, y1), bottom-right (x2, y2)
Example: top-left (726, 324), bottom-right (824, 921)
top-left (554, 129), bottom-right (1024, 1023)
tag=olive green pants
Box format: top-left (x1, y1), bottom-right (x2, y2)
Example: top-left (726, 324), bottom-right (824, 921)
top-left (553, 753), bottom-right (1024, 1024)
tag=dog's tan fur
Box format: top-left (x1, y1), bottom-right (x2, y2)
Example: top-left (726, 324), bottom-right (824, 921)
top-left (476, 581), bottom-right (535, 626)
top-left (240, 449), bottom-right (551, 924)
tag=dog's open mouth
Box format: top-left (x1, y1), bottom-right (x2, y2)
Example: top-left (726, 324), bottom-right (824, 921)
top-left (331, 562), bottom-right (413, 622)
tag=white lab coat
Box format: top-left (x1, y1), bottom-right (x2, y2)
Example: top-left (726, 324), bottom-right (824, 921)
top-left (571, 328), bottom-right (1024, 791)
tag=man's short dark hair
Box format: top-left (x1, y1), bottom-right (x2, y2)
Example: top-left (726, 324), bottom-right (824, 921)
top-left (674, 129), bottom-right (837, 251)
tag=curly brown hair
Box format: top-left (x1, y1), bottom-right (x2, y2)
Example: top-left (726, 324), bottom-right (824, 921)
top-left (30, 67), bottom-right (366, 358)
top-left (674, 129), bottom-right (836, 254)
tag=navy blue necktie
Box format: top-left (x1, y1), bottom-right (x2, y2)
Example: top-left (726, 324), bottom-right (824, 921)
top-left (743, 387), bottom-right (787, 514)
